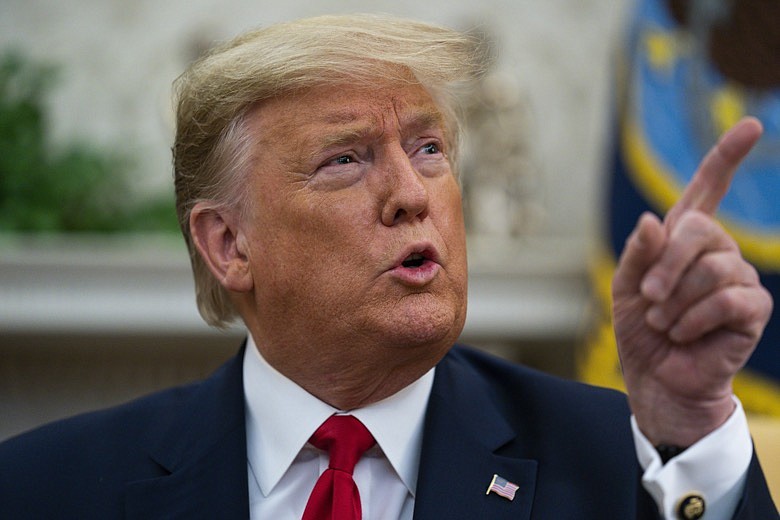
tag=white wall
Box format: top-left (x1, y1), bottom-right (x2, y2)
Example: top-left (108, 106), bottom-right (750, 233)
top-left (0, 0), bottom-right (632, 243)
top-left (0, 0), bottom-right (633, 440)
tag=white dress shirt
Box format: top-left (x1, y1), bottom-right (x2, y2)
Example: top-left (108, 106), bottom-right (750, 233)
top-left (632, 397), bottom-right (751, 520)
top-left (243, 335), bottom-right (751, 519)
top-left (243, 335), bottom-right (432, 519)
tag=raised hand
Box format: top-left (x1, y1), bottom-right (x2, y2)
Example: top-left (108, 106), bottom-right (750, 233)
top-left (612, 117), bottom-right (774, 446)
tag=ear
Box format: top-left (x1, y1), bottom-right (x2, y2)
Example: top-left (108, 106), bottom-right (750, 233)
top-left (189, 203), bottom-right (253, 293)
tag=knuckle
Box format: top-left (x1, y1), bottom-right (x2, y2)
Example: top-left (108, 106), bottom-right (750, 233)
top-left (697, 254), bottom-right (726, 281)
top-left (743, 262), bottom-right (761, 285)
top-left (758, 286), bottom-right (774, 319)
top-left (724, 286), bottom-right (771, 326)
top-left (678, 210), bottom-right (712, 231)
top-left (686, 253), bottom-right (731, 293)
top-left (676, 210), bottom-right (736, 248)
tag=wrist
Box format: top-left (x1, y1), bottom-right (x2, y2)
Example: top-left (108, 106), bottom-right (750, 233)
top-left (630, 391), bottom-right (736, 447)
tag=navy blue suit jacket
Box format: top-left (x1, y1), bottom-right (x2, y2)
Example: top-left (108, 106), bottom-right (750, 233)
top-left (0, 344), bottom-right (776, 519)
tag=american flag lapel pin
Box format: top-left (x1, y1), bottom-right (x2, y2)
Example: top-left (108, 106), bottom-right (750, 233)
top-left (486, 474), bottom-right (519, 501)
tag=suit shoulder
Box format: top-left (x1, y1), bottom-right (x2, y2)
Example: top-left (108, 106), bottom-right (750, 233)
top-left (0, 378), bottom-right (192, 473)
top-left (0, 350), bottom-right (243, 479)
top-left (0, 350), bottom-right (245, 517)
top-left (444, 344), bottom-right (631, 424)
top-left (432, 345), bottom-right (639, 494)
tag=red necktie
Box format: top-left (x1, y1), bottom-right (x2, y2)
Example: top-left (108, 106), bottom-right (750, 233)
top-left (302, 415), bottom-right (376, 520)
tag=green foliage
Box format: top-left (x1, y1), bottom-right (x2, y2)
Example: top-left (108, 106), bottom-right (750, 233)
top-left (0, 51), bottom-right (179, 232)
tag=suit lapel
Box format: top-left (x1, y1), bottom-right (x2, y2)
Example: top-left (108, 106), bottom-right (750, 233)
top-left (124, 347), bottom-right (249, 520)
top-left (121, 344), bottom-right (540, 519)
top-left (414, 348), bottom-right (537, 520)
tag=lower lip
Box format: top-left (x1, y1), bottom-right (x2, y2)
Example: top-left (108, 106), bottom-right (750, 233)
top-left (388, 260), bottom-right (440, 286)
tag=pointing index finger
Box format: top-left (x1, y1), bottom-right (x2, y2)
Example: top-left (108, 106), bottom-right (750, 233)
top-left (664, 116), bottom-right (763, 230)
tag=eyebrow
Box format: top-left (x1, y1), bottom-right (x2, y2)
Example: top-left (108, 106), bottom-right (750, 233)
top-left (400, 106), bottom-right (446, 135)
top-left (305, 106), bottom-right (446, 159)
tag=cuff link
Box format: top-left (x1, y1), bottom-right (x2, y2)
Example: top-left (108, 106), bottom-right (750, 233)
top-left (676, 492), bottom-right (706, 520)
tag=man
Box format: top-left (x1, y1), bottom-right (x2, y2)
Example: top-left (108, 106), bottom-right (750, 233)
top-left (0, 14), bottom-right (776, 519)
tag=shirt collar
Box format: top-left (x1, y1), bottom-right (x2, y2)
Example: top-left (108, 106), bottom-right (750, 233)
top-left (243, 334), bottom-right (434, 498)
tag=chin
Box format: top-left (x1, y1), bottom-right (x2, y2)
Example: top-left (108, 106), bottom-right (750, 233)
top-left (380, 301), bottom-right (466, 352)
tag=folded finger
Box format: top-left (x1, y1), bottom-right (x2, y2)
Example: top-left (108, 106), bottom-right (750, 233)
top-left (646, 251), bottom-right (760, 332)
top-left (613, 212), bottom-right (665, 297)
top-left (641, 211), bottom-right (737, 302)
top-left (668, 285), bottom-right (773, 344)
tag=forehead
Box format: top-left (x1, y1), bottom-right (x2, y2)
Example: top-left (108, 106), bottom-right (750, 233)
top-left (248, 81), bottom-right (447, 147)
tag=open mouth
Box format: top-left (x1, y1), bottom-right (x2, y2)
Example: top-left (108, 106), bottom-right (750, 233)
top-left (402, 253), bottom-right (427, 268)
top-left (391, 246), bottom-right (439, 284)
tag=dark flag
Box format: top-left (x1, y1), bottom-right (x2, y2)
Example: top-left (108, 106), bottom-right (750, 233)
top-left (581, 0), bottom-right (780, 416)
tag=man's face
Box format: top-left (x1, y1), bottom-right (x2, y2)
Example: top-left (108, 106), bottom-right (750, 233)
top-left (236, 81), bottom-right (467, 370)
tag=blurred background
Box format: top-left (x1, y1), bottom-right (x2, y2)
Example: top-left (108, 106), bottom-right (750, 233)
top-left (0, 0), bottom-right (625, 435)
top-left (0, 0), bottom-right (777, 500)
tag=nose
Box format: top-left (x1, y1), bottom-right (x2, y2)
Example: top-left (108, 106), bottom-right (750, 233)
top-left (379, 149), bottom-right (430, 226)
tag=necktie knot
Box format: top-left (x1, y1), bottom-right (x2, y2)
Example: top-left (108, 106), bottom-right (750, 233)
top-left (302, 415), bottom-right (376, 520)
top-left (308, 415), bottom-right (376, 474)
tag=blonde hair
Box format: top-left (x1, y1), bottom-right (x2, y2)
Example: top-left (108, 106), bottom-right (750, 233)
top-left (173, 13), bottom-right (488, 327)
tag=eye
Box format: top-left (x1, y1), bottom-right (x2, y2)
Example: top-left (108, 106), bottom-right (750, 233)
top-left (319, 153), bottom-right (358, 170)
top-left (334, 155), bottom-right (353, 165)
top-left (421, 142), bottom-right (440, 154)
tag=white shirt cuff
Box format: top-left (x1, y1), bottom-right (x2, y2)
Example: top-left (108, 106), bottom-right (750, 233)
top-left (631, 396), bottom-right (752, 520)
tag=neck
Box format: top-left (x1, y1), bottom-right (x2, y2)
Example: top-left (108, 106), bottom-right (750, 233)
top-left (248, 334), bottom-right (447, 410)
top-left (305, 360), bottom-right (437, 410)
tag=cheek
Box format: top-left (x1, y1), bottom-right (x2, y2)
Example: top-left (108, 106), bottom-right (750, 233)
top-left (260, 191), bottom-right (376, 279)
top-left (441, 185), bottom-right (469, 282)
top-left (436, 181), bottom-right (467, 243)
